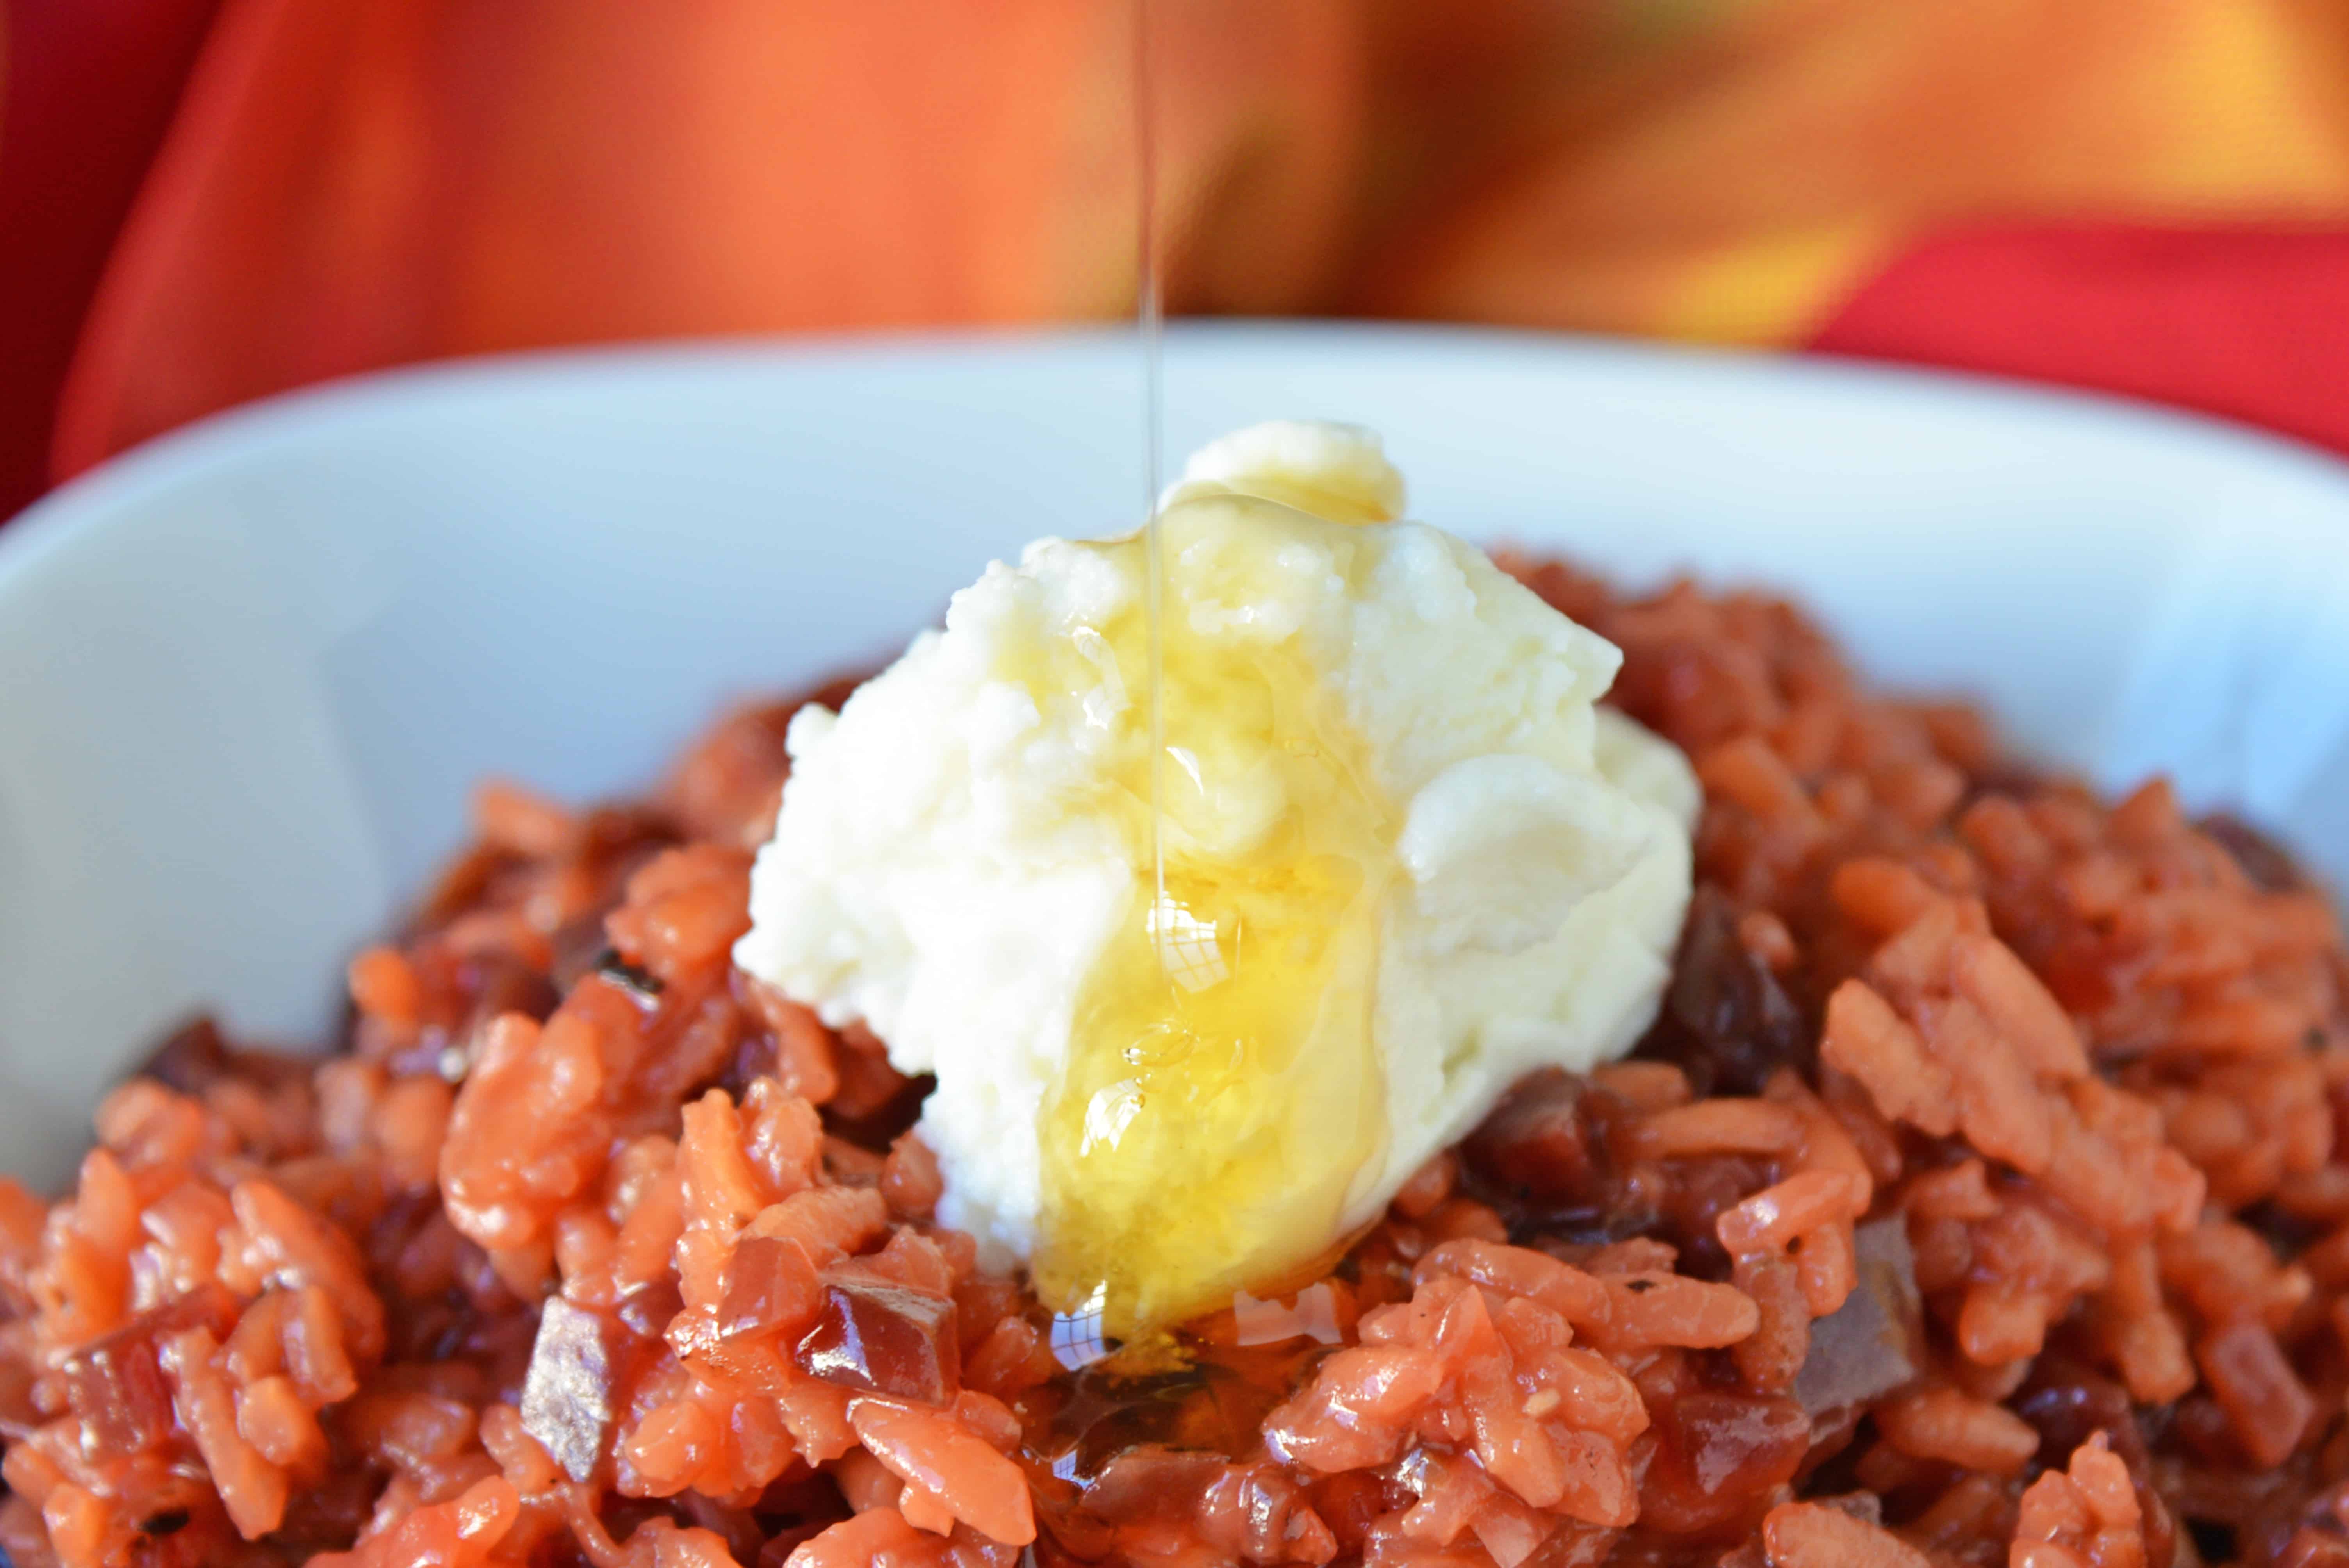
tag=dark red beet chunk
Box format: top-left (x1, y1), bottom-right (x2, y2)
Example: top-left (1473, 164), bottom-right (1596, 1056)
top-left (136, 1017), bottom-right (234, 1096)
top-left (674, 1493), bottom-right (767, 1565)
top-left (2016, 1357), bottom-right (2176, 1568)
top-left (1793, 1216), bottom-right (1921, 1415)
top-left (719, 1237), bottom-right (822, 1343)
top-left (135, 1019), bottom-right (312, 1097)
top-left (1638, 885), bottom-right (1809, 1097)
top-left (0, 1356), bottom-right (40, 1442)
top-left (1465, 1069), bottom-right (1600, 1200)
top-left (2200, 813), bottom-right (2305, 893)
top-left (1675, 1393), bottom-right (1810, 1498)
top-left (462, 953), bottom-right (564, 1032)
top-left (60, 1284), bottom-right (240, 1460)
top-left (616, 1278), bottom-right (687, 1342)
top-left (749, 1474), bottom-right (855, 1568)
top-left (1308, 1472), bottom-right (1400, 1555)
top-left (1641, 1392), bottom-right (1810, 1534)
top-left (1078, 1445), bottom-right (1226, 1523)
top-left (795, 1278), bottom-right (958, 1404)
top-left (1207, 1463), bottom-right (1328, 1565)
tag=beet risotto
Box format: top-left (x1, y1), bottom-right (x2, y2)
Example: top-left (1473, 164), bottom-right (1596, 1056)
top-left (4, 558), bottom-right (2345, 1568)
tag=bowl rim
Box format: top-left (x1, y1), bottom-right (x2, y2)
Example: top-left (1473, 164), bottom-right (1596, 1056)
top-left (14, 320), bottom-right (2349, 599)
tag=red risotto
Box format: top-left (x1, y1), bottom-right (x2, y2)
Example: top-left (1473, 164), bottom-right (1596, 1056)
top-left (3, 561), bottom-right (2346, 1568)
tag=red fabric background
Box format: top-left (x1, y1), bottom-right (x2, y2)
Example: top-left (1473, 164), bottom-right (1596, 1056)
top-left (10, 2), bottom-right (2349, 522)
top-left (0, 0), bottom-right (224, 517)
top-left (1809, 224), bottom-right (2349, 458)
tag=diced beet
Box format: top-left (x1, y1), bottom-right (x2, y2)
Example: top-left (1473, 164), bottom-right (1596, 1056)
top-left (2016, 1356), bottom-right (2176, 1568)
top-left (63, 1333), bottom-right (176, 1459)
top-left (1617, 1387), bottom-right (1811, 1536)
top-left (0, 1358), bottom-right (37, 1443)
top-left (1032, 1361), bottom-right (1242, 1484)
top-left (749, 1471), bottom-right (854, 1566)
top-left (795, 1278), bottom-right (958, 1404)
top-left (60, 1284), bottom-right (241, 1459)
top-left (2200, 813), bottom-right (2304, 893)
top-left (617, 1278), bottom-right (686, 1342)
top-left (1659, 1155), bottom-right (1775, 1283)
top-left (137, 1017), bottom-right (310, 1095)
top-left (265, 1468), bottom-right (384, 1562)
top-left (137, 1017), bottom-right (232, 1095)
top-left (462, 953), bottom-right (563, 1033)
top-left (521, 1297), bottom-right (621, 1482)
top-left (1793, 1217), bottom-right (1921, 1415)
top-left (2014, 1358), bottom-right (2140, 1468)
top-left (718, 1237), bottom-right (822, 1342)
top-left (1466, 1070), bottom-right (1600, 1200)
top-left (1638, 886), bottom-right (1810, 1097)
top-left (1208, 1463), bottom-right (1326, 1565)
top-left (1078, 1445), bottom-right (1226, 1523)
top-left (1664, 1392), bottom-right (1810, 1501)
top-left (1308, 1472), bottom-right (1397, 1554)
top-left (674, 1493), bottom-right (766, 1565)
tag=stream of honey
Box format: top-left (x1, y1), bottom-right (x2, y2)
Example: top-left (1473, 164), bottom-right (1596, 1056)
top-left (1136, 0), bottom-right (1166, 928)
top-left (1024, 0), bottom-right (1399, 1349)
top-left (1024, 497), bottom-right (1397, 1341)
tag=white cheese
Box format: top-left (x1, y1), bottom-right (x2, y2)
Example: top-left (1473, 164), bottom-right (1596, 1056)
top-left (735, 422), bottom-right (1697, 1310)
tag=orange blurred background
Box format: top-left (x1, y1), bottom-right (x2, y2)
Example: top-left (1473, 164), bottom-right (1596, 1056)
top-left (9, 0), bottom-right (2349, 520)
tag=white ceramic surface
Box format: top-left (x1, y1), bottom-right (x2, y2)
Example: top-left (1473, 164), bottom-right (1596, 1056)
top-left (4, 324), bottom-right (2347, 1188)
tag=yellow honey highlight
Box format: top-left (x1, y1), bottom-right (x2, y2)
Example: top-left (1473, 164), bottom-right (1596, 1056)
top-left (1021, 494), bottom-right (1398, 1338)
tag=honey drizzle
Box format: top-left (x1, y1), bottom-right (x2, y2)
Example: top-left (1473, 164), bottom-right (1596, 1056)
top-left (1136, 0), bottom-right (1167, 926)
top-left (1034, 0), bottom-right (1393, 1355)
top-left (1042, 0), bottom-right (1168, 1371)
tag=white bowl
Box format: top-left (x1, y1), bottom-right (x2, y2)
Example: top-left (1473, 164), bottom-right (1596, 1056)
top-left (5, 324), bottom-right (2347, 1188)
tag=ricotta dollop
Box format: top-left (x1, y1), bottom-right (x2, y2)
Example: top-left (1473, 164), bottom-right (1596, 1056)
top-left (734, 421), bottom-right (1696, 1332)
